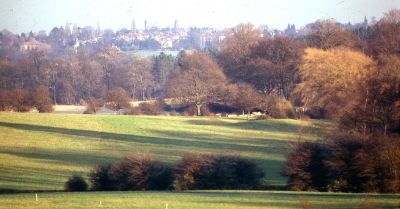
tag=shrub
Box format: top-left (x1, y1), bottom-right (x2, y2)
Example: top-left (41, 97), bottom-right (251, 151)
top-left (326, 133), bottom-right (400, 193)
top-left (109, 153), bottom-right (173, 190)
top-left (261, 96), bottom-right (296, 119)
top-left (31, 85), bottom-right (53, 113)
top-left (0, 89), bottom-right (11, 111)
top-left (173, 154), bottom-right (264, 190)
top-left (305, 106), bottom-right (326, 119)
top-left (139, 99), bottom-right (165, 115)
top-left (8, 88), bottom-right (32, 112)
top-left (88, 164), bottom-right (116, 191)
top-left (125, 106), bottom-right (141, 115)
top-left (84, 98), bottom-right (104, 114)
top-left (103, 87), bottom-right (131, 112)
top-left (270, 98), bottom-right (296, 119)
top-left (282, 142), bottom-right (330, 191)
top-left (255, 114), bottom-right (271, 120)
top-left (64, 175), bottom-right (88, 192)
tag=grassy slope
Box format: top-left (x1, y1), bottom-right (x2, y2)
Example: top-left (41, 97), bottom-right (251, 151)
top-left (0, 112), bottom-right (326, 190)
top-left (0, 191), bottom-right (399, 209)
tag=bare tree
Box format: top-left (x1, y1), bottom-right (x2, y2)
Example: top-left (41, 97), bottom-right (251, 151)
top-left (227, 83), bottom-right (260, 118)
top-left (305, 19), bottom-right (359, 50)
top-left (218, 23), bottom-right (261, 81)
top-left (166, 52), bottom-right (227, 116)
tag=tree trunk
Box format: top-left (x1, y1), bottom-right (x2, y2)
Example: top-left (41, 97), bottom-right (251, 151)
top-left (52, 85), bottom-right (57, 105)
top-left (196, 104), bottom-right (201, 116)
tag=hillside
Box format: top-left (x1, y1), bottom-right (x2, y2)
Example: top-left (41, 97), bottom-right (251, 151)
top-left (0, 112), bottom-right (327, 191)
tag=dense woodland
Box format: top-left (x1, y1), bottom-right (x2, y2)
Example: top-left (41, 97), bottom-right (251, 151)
top-left (1, 10), bottom-right (400, 193)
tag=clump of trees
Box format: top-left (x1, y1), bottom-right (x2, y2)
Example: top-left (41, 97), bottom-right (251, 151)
top-left (87, 153), bottom-right (264, 191)
top-left (173, 154), bottom-right (264, 190)
top-left (282, 11), bottom-right (400, 193)
top-left (283, 134), bottom-right (400, 193)
top-left (0, 86), bottom-right (53, 112)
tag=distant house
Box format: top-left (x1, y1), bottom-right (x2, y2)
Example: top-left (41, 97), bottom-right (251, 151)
top-left (20, 39), bottom-right (51, 52)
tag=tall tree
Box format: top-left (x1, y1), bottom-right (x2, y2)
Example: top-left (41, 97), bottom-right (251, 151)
top-left (249, 36), bottom-right (302, 98)
top-left (295, 47), bottom-right (373, 119)
top-left (166, 52), bottom-right (227, 116)
top-left (218, 23), bottom-right (261, 81)
top-left (367, 9), bottom-right (400, 56)
top-left (340, 54), bottom-right (400, 135)
top-left (305, 19), bottom-right (359, 50)
top-left (97, 46), bottom-right (121, 90)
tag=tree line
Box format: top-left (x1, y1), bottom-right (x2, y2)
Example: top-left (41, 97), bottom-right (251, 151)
top-left (1, 10), bottom-right (399, 119)
top-left (64, 153), bottom-right (264, 192)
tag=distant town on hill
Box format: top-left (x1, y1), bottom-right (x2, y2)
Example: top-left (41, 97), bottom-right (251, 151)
top-left (1, 17), bottom-right (371, 57)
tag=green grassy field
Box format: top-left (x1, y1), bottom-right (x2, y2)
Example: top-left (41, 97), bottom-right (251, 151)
top-left (0, 112), bottom-right (399, 208)
top-left (0, 191), bottom-right (399, 209)
top-left (0, 112), bottom-right (326, 191)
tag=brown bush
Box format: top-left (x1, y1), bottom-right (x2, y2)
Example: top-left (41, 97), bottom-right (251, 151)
top-left (103, 88), bottom-right (131, 112)
top-left (173, 154), bottom-right (264, 190)
top-left (139, 99), bottom-right (165, 115)
top-left (108, 153), bottom-right (173, 190)
top-left (31, 85), bottom-right (53, 113)
top-left (261, 96), bottom-right (296, 119)
top-left (0, 89), bottom-right (11, 111)
top-left (8, 88), bottom-right (32, 112)
top-left (88, 164), bottom-right (116, 191)
top-left (125, 106), bottom-right (141, 115)
top-left (255, 114), bottom-right (271, 120)
top-left (326, 133), bottom-right (400, 193)
top-left (282, 142), bottom-right (330, 191)
top-left (84, 98), bottom-right (104, 114)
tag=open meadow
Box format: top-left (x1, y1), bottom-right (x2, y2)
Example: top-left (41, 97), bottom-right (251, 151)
top-left (0, 112), bottom-right (326, 190)
top-left (0, 112), bottom-right (399, 209)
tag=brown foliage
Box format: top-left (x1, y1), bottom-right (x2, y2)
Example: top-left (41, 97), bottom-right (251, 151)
top-left (109, 153), bottom-right (173, 191)
top-left (139, 99), bottom-right (165, 115)
top-left (218, 23), bottom-right (261, 74)
top-left (282, 142), bottom-right (330, 191)
top-left (103, 87), bottom-right (131, 112)
top-left (8, 88), bottom-right (32, 112)
top-left (305, 19), bottom-right (359, 50)
top-left (367, 10), bottom-right (400, 56)
top-left (84, 97), bottom-right (104, 114)
top-left (31, 85), bottom-right (53, 113)
top-left (226, 83), bottom-right (261, 116)
top-left (259, 96), bottom-right (296, 119)
top-left (166, 51), bottom-right (226, 116)
top-left (173, 154), bottom-right (265, 190)
top-left (295, 47), bottom-right (373, 119)
top-left (326, 133), bottom-right (400, 193)
top-left (0, 89), bottom-right (11, 111)
top-left (340, 54), bottom-right (400, 135)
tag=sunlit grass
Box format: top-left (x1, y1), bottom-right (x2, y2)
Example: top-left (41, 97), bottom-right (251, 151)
top-left (0, 191), bottom-right (398, 209)
top-left (0, 112), bottom-right (326, 190)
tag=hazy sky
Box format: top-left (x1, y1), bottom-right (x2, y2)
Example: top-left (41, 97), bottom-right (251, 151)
top-left (0, 0), bottom-right (399, 34)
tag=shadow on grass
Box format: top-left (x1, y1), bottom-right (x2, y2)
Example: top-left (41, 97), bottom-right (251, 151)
top-left (0, 122), bottom-right (292, 155)
top-left (186, 118), bottom-right (329, 135)
top-left (0, 147), bottom-right (120, 167)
